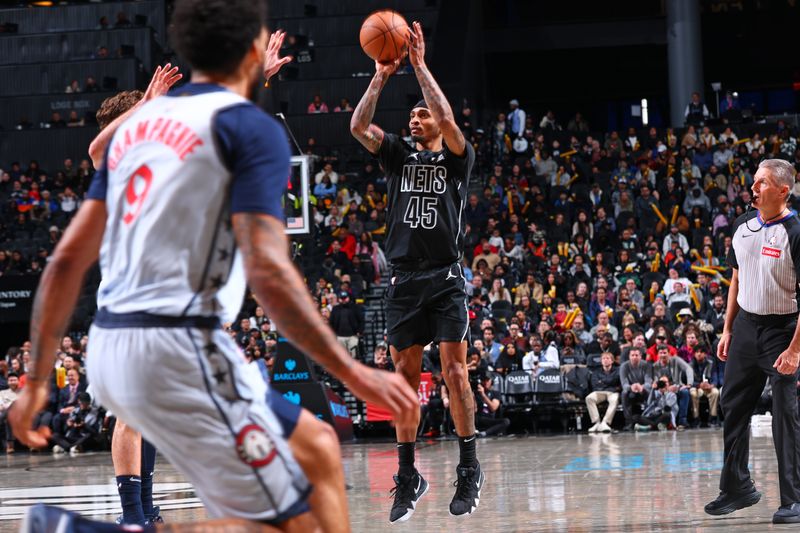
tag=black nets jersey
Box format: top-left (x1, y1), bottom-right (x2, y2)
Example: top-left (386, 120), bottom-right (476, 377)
top-left (377, 133), bottom-right (475, 265)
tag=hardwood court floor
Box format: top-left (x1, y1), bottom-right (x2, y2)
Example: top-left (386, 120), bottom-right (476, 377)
top-left (1, 429), bottom-right (797, 532)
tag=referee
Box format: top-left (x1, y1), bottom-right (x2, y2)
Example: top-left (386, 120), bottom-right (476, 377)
top-left (705, 159), bottom-right (800, 524)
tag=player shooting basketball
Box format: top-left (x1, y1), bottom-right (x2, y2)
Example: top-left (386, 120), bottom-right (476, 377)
top-left (351, 21), bottom-right (483, 523)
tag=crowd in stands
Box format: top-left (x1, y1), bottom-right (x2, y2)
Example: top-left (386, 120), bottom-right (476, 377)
top-left (2, 87), bottom-right (800, 451)
top-left (306, 94), bottom-right (355, 114)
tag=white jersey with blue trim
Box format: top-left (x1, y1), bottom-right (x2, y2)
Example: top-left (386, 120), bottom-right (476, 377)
top-left (89, 83), bottom-right (291, 319)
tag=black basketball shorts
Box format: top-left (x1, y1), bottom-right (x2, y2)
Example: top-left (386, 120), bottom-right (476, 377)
top-left (385, 263), bottom-right (469, 352)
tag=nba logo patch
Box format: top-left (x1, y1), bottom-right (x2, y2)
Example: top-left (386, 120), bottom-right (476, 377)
top-left (762, 246), bottom-right (781, 259)
top-left (235, 424), bottom-right (277, 468)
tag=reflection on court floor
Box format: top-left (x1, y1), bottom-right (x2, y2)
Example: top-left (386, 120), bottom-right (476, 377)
top-left (0, 430), bottom-right (789, 531)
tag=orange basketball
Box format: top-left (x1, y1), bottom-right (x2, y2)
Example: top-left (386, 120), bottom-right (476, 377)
top-left (359, 10), bottom-right (409, 63)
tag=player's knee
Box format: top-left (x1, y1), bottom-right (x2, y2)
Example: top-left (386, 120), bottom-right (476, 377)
top-left (309, 422), bottom-right (342, 472)
top-left (114, 419), bottom-right (140, 440)
top-left (313, 422), bottom-right (339, 457)
top-left (395, 362), bottom-right (420, 387)
top-left (443, 362), bottom-right (467, 391)
top-left (114, 418), bottom-right (128, 432)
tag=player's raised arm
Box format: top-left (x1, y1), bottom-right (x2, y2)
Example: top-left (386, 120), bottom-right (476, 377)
top-left (9, 199), bottom-right (107, 448)
top-left (350, 59), bottom-right (401, 154)
top-left (89, 63), bottom-right (182, 168)
top-left (407, 21), bottom-right (466, 157)
top-left (231, 212), bottom-right (418, 423)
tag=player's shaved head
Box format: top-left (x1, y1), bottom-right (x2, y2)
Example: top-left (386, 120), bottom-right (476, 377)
top-left (171, 0), bottom-right (267, 76)
top-left (96, 90), bottom-right (144, 130)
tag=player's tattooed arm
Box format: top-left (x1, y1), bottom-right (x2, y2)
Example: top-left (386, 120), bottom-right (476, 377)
top-left (233, 213), bottom-right (419, 421)
top-left (408, 21), bottom-right (466, 156)
top-left (350, 59), bottom-right (400, 154)
top-left (27, 200), bottom-right (107, 386)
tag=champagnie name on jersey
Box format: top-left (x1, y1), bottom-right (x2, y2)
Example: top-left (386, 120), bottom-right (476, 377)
top-left (400, 164), bottom-right (447, 194)
top-left (107, 118), bottom-right (204, 171)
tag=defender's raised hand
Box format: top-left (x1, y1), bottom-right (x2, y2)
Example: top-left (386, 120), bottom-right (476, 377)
top-left (143, 63), bottom-right (182, 101)
top-left (264, 29), bottom-right (293, 82)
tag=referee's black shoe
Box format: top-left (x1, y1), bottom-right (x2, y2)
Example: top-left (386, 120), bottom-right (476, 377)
top-left (704, 481), bottom-right (762, 516)
top-left (389, 471), bottom-right (428, 523)
top-left (449, 462), bottom-right (485, 516)
top-left (773, 503), bottom-right (800, 524)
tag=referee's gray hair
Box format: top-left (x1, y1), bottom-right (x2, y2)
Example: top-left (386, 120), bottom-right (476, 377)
top-left (759, 158), bottom-right (797, 200)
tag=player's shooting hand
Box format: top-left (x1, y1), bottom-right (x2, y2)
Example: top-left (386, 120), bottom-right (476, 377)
top-left (774, 348), bottom-right (800, 375)
top-left (8, 383), bottom-right (51, 449)
top-left (375, 58), bottom-right (401, 78)
top-left (143, 63), bottom-right (182, 101)
top-left (346, 363), bottom-right (418, 425)
top-left (264, 29), bottom-right (293, 83)
top-left (717, 332), bottom-right (731, 362)
top-left (407, 21), bottom-right (425, 68)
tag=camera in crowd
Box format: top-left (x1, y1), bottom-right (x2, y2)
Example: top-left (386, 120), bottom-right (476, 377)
top-left (470, 371), bottom-right (488, 393)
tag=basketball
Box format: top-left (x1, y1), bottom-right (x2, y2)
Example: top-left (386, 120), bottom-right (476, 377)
top-left (359, 10), bottom-right (409, 63)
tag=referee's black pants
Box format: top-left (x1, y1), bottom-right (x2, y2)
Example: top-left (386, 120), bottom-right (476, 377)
top-left (720, 311), bottom-right (800, 506)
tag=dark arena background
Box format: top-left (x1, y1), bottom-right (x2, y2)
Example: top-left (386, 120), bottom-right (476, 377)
top-left (1, 0), bottom-right (800, 531)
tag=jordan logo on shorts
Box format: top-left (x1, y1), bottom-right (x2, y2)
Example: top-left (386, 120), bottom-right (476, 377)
top-left (446, 267), bottom-right (457, 280)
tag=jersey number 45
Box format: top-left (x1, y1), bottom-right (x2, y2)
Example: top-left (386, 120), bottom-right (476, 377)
top-left (403, 196), bottom-right (438, 229)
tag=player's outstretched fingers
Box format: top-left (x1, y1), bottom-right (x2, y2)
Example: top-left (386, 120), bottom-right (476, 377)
top-left (164, 66), bottom-right (182, 86)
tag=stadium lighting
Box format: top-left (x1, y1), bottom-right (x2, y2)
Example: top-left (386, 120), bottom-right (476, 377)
top-left (641, 98), bottom-right (649, 126)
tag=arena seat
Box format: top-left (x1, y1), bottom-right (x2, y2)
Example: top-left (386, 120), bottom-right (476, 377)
top-left (586, 353), bottom-right (603, 369)
top-left (560, 354), bottom-right (587, 366)
top-left (503, 371), bottom-right (533, 412)
top-left (533, 368), bottom-right (567, 433)
top-left (490, 300), bottom-right (514, 324)
top-left (669, 301), bottom-right (692, 318)
top-left (490, 371), bottom-right (504, 395)
top-left (503, 370), bottom-right (534, 432)
top-left (533, 369), bottom-right (564, 407)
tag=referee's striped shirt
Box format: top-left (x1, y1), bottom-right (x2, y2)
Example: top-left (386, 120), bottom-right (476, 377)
top-left (728, 209), bottom-right (800, 315)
